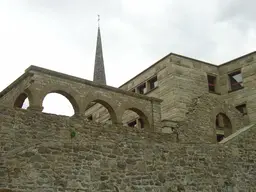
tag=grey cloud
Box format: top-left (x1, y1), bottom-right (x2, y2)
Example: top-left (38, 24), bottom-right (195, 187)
top-left (217, 0), bottom-right (256, 31)
top-left (1, 0), bottom-right (256, 115)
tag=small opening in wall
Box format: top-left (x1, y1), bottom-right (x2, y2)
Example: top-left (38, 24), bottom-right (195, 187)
top-left (84, 99), bottom-right (117, 125)
top-left (215, 113), bottom-right (232, 142)
top-left (127, 120), bottom-right (137, 127)
top-left (236, 104), bottom-right (247, 116)
top-left (122, 108), bottom-right (149, 129)
top-left (137, 83), bottom-right (146, 94)
top-left (217, 134), bottom-right (225, 142)
top-left (148, 76), bottom-right (158, 90)
top-left (87, 115), bottom-right (93, 121)
top-left (14, 92), bottom-right (29, 109)
top-left (229, 70), bottom-right (243, 91)
top-left (207, 75), bottom-right (216, 93)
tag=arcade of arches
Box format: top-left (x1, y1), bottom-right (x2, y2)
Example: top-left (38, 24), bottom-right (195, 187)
top-left (14, 92), bottom-right (150, 129)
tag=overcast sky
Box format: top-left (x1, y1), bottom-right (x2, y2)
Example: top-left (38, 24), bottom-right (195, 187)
top-left (0, 0), bottom-right (255, 116)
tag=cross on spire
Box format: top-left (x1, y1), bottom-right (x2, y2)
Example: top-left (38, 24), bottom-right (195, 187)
top-left (97, 14), bottom-right (100, 26)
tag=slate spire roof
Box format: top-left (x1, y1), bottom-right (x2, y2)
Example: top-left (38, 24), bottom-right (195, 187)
top-left (93, 15), bottom-right (106, 85)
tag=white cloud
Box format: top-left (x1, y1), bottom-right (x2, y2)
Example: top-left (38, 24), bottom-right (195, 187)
top-left (1, 0), bottom-right (256, 116)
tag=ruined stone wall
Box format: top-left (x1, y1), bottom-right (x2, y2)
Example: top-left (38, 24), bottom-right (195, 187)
top-left (219, 53), bottom-right (256, 124)
top-left (178, 94), bottom-right (244, 143)
top-left (160, 55), bottom-right (218, 121)
top-left (1, 106), bottom-right (256, 192)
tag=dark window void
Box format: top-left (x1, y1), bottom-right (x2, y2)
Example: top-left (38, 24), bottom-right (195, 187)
top-left (236, 104), bottom-right (247, 115)
top-left (149, 76), bottom-right (158, 90)
top-left (137, 83), bottom-right (146, 94)
top-left (229, 70), bottom-right (243, 91)
top-left (87, 115), bottom-right (93, 120)
top-left (128, 120), bottom-right (137, 127)
top-left (207, 75), bottom-right (216, 92)
top-left (127, 118), bottom-right (144, 128)
top-left (217, 134), bottom-right (225, 142)
top-left (131, 89), bottom-right (135, 93)
top-left (14, 93), bottom-right (28, 108)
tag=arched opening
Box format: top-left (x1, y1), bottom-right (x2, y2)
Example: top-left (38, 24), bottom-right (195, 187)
top-left (122, 108), bottom-right (149, 129)
top-left (215, 113), bottom-right (232, 142)
top-left (42, 91), bottom-right (78, 117)
top-left (84, 99), bottom-right (117, 125)
top-left (14, 92), bottom-right (30, 109)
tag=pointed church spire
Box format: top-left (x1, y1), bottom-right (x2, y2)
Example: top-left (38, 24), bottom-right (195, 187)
top-left (93, 15), bottom-right (106, 85)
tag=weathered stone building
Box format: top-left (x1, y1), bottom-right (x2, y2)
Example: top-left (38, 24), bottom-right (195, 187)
top-left (0, 24), bottom-right (256, 191)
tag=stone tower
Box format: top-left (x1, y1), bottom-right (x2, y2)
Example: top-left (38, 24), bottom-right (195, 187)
top-left (93, 16), bottom-right (106, 85)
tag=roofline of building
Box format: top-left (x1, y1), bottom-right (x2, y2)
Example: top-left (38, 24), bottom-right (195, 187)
top-left (219, 50), bottom-right (256, 66)
top-left (118, 51), bottom-right (256, 88)
top-left (118, 52), bottom-right (216, 88)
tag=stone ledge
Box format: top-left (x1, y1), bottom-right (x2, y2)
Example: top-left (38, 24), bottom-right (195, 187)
top-left (219, 124), bottom-right (255, 144)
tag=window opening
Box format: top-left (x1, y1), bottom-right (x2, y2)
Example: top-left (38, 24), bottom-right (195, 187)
top-left (137, 83), bottom-right (146, 94)
top-left (236, 104), bottom-right (247, 115)
top-left (127, 120), bottom-right (137, 127)
top-left (229, 70), bottom-right (243, 91)
top-left (207, 75), bottom-right (216, 92)
top-left (215, 113), bottom-right (232, 142)
top-left (149, 76), bottom-right (158, 90)
top-left (87, 115), bottom-right (93, 121)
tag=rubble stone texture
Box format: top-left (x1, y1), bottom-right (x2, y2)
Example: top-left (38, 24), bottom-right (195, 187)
top-left (1, 51), bottom-right (256, 191)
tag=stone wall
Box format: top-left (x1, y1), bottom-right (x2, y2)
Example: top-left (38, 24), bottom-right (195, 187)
top-left (0, 66), bottom-right (162, 131)
top-left (219, 52), bottom-right (256, 124)
top-left (1, 106), bottom-right (256, 192)
top-left (178, 94), bottom-right (244, 143)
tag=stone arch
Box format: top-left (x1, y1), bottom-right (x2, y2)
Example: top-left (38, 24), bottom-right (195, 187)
top-left (84, 99), bottom-right (118, 124)
top-left (42, 90), bottom-right (80, 115)
top-left (122, 107), bottom-right (150, 129)
top-left (215, 113), bottom-right (232, 142)
top-left (13, 88), bottom-right (33, 109)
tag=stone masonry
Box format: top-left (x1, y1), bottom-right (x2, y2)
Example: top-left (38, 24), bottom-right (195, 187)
top-left (1, 51), bottom-right (256, 191)
top-left (0, 65), bottom-right (162, 131)
top-left (0, 106), bottom-right (256, 191)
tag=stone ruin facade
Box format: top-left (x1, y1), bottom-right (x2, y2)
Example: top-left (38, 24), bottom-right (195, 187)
top-left (0, 51), bottom-right (256, 191)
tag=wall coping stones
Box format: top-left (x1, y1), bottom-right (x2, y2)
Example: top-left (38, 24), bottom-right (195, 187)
top-left (219, 124), bottom-right (255, 144)
top-left (26, 65), bottom-right (162, 102)
top-left (0, 72), bottom-right (33, 98)
top-left (0, 65), bottom-right (162, 103)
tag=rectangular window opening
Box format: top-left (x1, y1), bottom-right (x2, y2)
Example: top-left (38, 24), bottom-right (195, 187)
top-left (137, 83), bottom-right (146, 94)
top-left (149, 76), bottom-right (158, 90)
top-left (236, 104), bottom-right (247, 115)
top-left (87, 115), bottom-right (93, 121)
top-left (207, 75), bottom-right (216, 93)
top-left (229, 70), bottom-right (243, 91)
